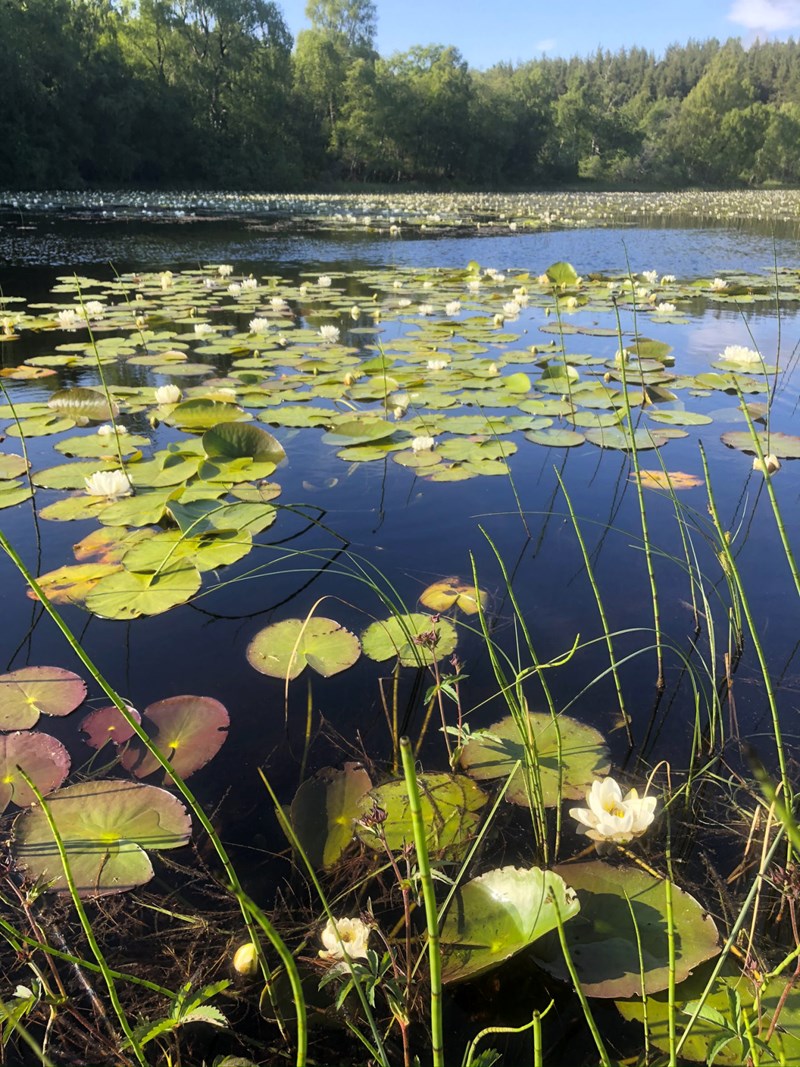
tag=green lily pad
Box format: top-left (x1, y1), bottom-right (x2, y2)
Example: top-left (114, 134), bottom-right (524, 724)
top-left (419, 578), bottom-right (487, 615)
top-left (648, 410), bottom-right (713, 426)
top-left (459, 712), bottom-right (610, 807)
top-left (584, 427), bottom-right (668, 451)
top-left (84, 558), bottom-right (202, 619)
top-left (0, 732), bottom-right (71, 812)
top-left (441, 866), bottom-right (580, 984)
top-left (0, 454), bottom-right (29, 479)
top-left (322, 416), bottom-right (396, 445)
top-left (202, 422), bottom-right (285, 464)
top-left (13, 779), bottom-right (192, 896)
top-left (290, 763), bottom-right (373, 869)
top-left (721, 430), bottom-right (800, 458)
top-left (546, 262), bottom-right (579, 287)
top-left (55, 433), bottom-right (150, 459)
top-left (121, 529), bottom-right (252, 574)
top-left (6, 414), bottom-right (75, 437)
top-left (355, 772), bottom-right (487, 855)
top-left (119, 695), bottom-right (229, 781)
top-left (0, 481), bottom-right (33, 510)
top-left (361, 613), bottom-right (458, 667)
top-left (525, 428), bottom-right (585, 447)
top-left (616, 959), bottom-right (800, 1065)
top-left (166, 498), bottom-right (276, 536)
top-left (531, 861), bottom-right (719, 997)
top-left (0, 667), bottom-right (87, 731)
top-left (246, 617), bottom-right (361, 680)
top-left (32, 460), bottom-right (119, 491)
top-left (167, 399), bottom-right (250, 431)
top-left (48, 387), bottom-right (118, 421)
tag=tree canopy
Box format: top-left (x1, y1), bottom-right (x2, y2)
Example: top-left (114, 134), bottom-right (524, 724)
top-left (3, 2), bottom-right (800, 189)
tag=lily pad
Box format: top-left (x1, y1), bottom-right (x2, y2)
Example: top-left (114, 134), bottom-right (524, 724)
top-left (81, 704), bottom-right (142, 749)
top-left (633, 470), bottom-right (704, 491)
top-left (0, 732), bottom-right (71, 812)
top-left (202, 422), bottom-right (285, 465)
top-left (0, 667), bottom-right (87, 731)
top-left (361, 613), bottom-right (458, 667)
top-left (119, 695), bottom-right (229, 781)
top-left (419, 578), bottom-right (487, 615)
top-left (13, 779), bottom-right (192, 896)
top-left (246, 617), bottom-right (361, 680)
top-left (0, 454), bottom-right (29, 479)
top-left (290, 763), bottom-right (372, 869)
top-left (355, 773), bottom-right (487, 855)
top-left (531, 861), bottom-right (719, 997)
top-left (459, 712), bottom-right (610, 807)
top-left (84, 558), bottom-right (202, 619)
top-left (48, 387), bottom-right (118, 421)
top-left (616, 959), bottom-right (800, 1065)
top-left (721, 430), bottom-right (800, 459)
top-left (441, 866), bottom-right (580, 984)
top-left (27, 563), bottom-right (123, 605)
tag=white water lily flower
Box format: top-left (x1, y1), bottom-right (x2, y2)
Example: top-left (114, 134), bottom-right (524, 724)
top-left (493, 313), bottom-right (505, 327)
top-left (241, 277), bottom-right (258, 291)
top-left (570, 777), bottom-right (657, 845)
top-left (84, 469), bottom-right (133, 499)
top-left (660, 274), bottom-right (676, 284)
top-left (194, 322), bottom-right (214, 336)
top-left (270, 296), bottom-right (288, 311)
top-left (537, 273), bottom-right (551, 285)
top-left (418, 303), bottom-right (434, 316)
top-left (641, 270), bottom-right (658, 285)
top-left (711, 277), bottom-right (728, 291)
top-left (389, 224), bottom-right (401, 235)
top-left (249, 317), bottom-right (270, 333)
top-left (160, 271), bottom-right (174, 290)
top-left (84, 300), bottom-right (105, 318)
top-left (57, 308), bottom-right (82, 330)
top-left (319, 916), bottom-right (370, 962)
top-left (397, 298), bottom-right (412, 308)
top-left (503, 300), bottom-right (521, 317)
top-left (427, 359), bottom-right (448, 371)
top-left (411, 435), bottom-right (435, 452)
top-left (317, 275), bottom-right (332, 287)
top-left (445, 300), bottom-right (461, 317)
top-left (652, 302), bottom-right (676, 315)
top-left (218, 264), bottom-right (234, 277)
top-left (350, 305), bottom-right (361, 319)
top-left (720, 345), bottom-right (760, 364)
top-left (97, 423), bottom-right (128, 437)
top-left (227, 283), bottom-right (242, 296)
top-left (318, 325), bottom-right (340, 343)
top-left (155, 384), bottom-right (182, 405)
top-left (753, 453), bottom-right (781, 475)
top-left (467, 279), bottom-right (481, 292)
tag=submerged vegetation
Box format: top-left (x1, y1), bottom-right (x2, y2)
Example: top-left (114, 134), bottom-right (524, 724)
top-left (1, 217), bottom-right (800, 1066)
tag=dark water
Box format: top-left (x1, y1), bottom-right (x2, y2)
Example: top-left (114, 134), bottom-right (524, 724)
top-left (1, 211), bottom-right (799, 882)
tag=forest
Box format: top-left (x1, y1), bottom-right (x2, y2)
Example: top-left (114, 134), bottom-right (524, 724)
top-left (4, 0), bottom-right (800, 191)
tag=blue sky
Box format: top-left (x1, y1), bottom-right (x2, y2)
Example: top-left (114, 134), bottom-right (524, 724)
top-left (280, 0), bottom-right (800, 67)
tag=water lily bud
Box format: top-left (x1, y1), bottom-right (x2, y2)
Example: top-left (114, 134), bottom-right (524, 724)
top-left (753, 454), bottom-right (781, 475)
top-left (233, 942), bottom-right (259, 976)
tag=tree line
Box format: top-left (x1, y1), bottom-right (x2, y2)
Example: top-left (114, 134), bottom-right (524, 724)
top-left (3, 0), bottom-right (800, 190)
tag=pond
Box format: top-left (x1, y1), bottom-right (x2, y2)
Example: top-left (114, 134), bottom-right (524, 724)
top-left (1, 192), bottom-right (799, 1066)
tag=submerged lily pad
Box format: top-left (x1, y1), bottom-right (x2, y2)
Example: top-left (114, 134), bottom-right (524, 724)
top-left (721, 430), bottom-right (800, 458)
top-left (441, 866), bottom-right (580, 983)
top-left (0, 732), bottom-right (71, 812)
top-left (290, 763), bottom-right (372, 869)
top-left (531, 861), bottom-right (719, 997)
top-left (0, 667), bottom-right (87, 731)
top-left (355, 773), bottom-right (486, 855)
top-left (361, 613), bottom-right (457, 667)
top-left (13, 779), bottom-right (192, 896)
top-left (459, 712), bottom-right (610, 807)
top-left (119, 695), bottom-right (229, 781)
top-left (246, 618), bottom-right (361, 680)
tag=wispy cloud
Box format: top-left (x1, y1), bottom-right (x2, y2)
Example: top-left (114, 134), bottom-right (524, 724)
top-left (728, 0), bottom-right (800, 32)
top-left (534, 38), bottom-right (557, 53)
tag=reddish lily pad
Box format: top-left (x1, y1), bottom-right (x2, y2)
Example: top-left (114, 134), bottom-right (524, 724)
top-left (81, 704), bottom-right (142, 749)
top-left (119, 695), bottom-right (229, 780)
top-left (419, 578), bottom-right (487, 615)
top-left (0, 732), bottom-right (71, 812)
top-left (0, 667), bottom-right (87, 731)
top-left (13, 779), bottom-right (192, 896)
